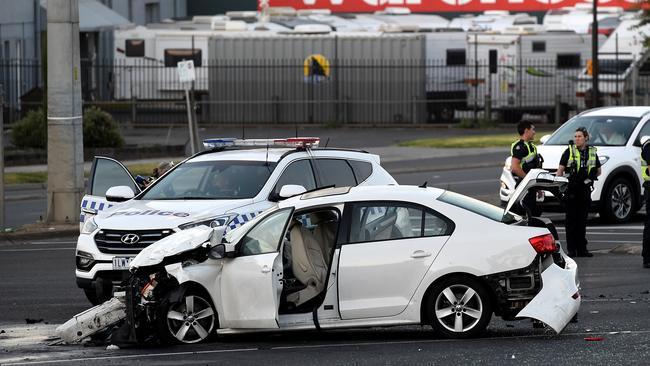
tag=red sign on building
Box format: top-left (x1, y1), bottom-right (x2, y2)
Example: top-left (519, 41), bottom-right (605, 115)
top-left (265, 0), bottom-right (640, 13)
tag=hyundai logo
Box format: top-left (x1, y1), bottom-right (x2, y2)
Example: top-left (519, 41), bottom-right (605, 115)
top-left (120, 233), bottom-right (140, 244)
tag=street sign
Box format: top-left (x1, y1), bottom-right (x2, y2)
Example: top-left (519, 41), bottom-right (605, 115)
top-left (303, 54), bottom-right (330, 84)
top-left (177, 60), bottom-right (196, 84)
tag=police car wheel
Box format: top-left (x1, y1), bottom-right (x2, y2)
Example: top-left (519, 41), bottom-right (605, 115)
top-left (426, 276), bottom-right (492, 339)
top-left (601, 177), bottom-right (635, 223)
top-left (83, 288), bottom-right (100, 306)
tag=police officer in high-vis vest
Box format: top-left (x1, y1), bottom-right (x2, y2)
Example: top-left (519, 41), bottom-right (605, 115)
top-left (640, 137), bottom-right (650, 268)
top-left (511, 120), bottom-right (543, 216)
top-left (556, 127), bottom-right (601, 257)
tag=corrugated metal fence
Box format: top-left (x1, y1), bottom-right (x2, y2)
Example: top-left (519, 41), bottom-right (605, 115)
top-left (1, 57), bottom-right (648, 126)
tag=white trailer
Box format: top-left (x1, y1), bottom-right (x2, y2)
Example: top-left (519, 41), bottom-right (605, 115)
top-left (542, 5), bottom-right (625, 34)
top-left (467, 26), bottom-right (602, 123)
top-left (575, 16), bottom-right (650, 109)
top-left (449, 11), bottom-right (537, 32)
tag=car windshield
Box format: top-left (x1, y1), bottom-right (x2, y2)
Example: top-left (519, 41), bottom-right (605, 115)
top-left (438, 190), bottom-right (519, 224)
top-left (544, 115), bottom-right (639, 146)
top-left (140, 160), bottom-right (277, 200)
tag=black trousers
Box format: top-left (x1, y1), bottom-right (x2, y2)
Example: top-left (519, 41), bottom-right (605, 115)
top-left (641, 192), bottom-right (650, 263)
top-left (565, 185), bottom-right (591, 255)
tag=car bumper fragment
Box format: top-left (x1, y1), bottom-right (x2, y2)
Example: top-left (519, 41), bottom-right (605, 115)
top-left (55, 295), bottom-right (127, 343)
top-left (515, 263), bottom-right (580, 333)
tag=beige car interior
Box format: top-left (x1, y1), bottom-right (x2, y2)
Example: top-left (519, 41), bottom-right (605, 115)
top-left (284, 211), bottom-right (338, 307)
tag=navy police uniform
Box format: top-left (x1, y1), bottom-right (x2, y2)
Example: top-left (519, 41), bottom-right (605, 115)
top-left (511, 139), bottom-right (543, 216)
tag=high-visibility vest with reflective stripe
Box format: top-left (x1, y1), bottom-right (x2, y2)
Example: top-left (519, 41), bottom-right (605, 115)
top-left (511, 140), bottom-right (538, 171)
top-left (641, 153), bottom-right (650, 181)
top-left (567, 145), bottom-right (597, 176)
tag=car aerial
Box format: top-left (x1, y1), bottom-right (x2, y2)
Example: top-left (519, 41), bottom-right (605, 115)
top-left (500, 106), bottom-right (650, 223)
top-left (75, 137), bottom-right (397, 305)
top-left (71, 170), bottom-right (579, 345)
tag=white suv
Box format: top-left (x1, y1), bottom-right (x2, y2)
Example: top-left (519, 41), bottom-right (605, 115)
top-left (76, 138), bottom-right (397, 304)
top-left (500, 106), bottom-right (650, 223)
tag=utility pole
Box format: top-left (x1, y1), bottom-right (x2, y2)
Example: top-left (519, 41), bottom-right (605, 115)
top-left (46, 0), bottom-right (85, 223)
top-left (591, 0), bottom-right (600, 107)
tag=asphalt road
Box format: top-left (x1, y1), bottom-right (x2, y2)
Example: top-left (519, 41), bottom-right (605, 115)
top-left (2, 151), bottom-right (650, 365)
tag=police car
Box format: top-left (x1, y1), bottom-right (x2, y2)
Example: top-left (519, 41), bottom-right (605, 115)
top-left (500, 107), bottom-right (650, 223)
top-left (76, 137), bottom-right (397, 304)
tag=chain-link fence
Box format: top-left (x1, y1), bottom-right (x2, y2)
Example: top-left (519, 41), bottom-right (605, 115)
top-left (2, 57), bottom-right (650, 126)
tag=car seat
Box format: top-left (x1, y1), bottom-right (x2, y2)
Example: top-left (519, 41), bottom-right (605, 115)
top-left (286, 221), bottom-right (328, 306)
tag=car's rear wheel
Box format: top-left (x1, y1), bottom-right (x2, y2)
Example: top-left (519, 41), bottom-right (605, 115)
top-left (426, 276), bottom-right (492, 339)
top-left (601, 177), bottom-right (635, 223)
top-left (157, 290), bottom-right (217, 344)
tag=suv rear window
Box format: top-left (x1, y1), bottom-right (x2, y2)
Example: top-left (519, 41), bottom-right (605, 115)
top-left (438, 190), bottom-right (518, 223)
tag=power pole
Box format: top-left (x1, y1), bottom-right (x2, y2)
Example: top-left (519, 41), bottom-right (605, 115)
top-left (46, 0), bottom-right (85, 223)
top-left (591, 0), bottom-right (600, 107)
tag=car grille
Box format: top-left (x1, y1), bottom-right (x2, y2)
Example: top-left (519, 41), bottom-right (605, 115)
top-left (94, 229), bottom-right (175, 254)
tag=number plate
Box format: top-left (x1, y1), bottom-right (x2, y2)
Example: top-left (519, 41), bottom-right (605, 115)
top-left (112, 257), bottom-right (134, 270)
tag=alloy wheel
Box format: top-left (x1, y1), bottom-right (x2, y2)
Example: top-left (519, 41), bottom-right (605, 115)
top-left (434, 284), bottom-right (483, 333)
top-left (611, 183), bottom-right (632, 220)
top-left (166, 294), bottom-right (215, 343)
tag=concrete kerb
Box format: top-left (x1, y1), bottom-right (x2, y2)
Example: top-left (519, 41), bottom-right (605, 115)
top-left (0, 223), bottom-right (79, 242)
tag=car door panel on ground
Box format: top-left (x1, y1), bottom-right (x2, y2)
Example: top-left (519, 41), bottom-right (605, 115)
top-left (337, 202), bottom-right (454, 320)
top-left (80, 157), bottom-right (140, 223)
top-left (219, 208), bottom-right (293, 329)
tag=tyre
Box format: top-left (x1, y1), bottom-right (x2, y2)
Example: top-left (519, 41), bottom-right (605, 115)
top-left (83, 288), bottom-right (100, 306)
top-left (426, 276), bottom-right (492, 339)
top-left (600, 177), bottom-right (635, 223)
top-left (437, 106), bottom-right (455, 123)
top-left (157, 289), bottom-right (217, 344)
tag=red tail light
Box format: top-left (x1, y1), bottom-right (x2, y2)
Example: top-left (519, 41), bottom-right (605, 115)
top-left (529, 234), bottom-right (557, 254)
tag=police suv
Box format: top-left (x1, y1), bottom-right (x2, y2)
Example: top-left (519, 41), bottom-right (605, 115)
top-left (500, 107), bottom-right (650, 223)
top-left (76, 137), bottom-right (397, 304)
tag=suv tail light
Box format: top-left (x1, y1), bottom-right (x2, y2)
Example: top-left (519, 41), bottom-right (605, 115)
top-left (529, 233), bottom-right (557, 254)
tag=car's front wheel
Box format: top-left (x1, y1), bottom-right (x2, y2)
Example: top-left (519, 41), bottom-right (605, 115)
top-left (601, 177), bottom-right (635, 223)
top-left (157, 290), bottom-right (217, 344)
top-left (426, 276), bottom-right (492, 339)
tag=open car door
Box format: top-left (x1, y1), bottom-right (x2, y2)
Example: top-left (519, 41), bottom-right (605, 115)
top-left (80, 157), bottom-right (141, 227)
top-left (219, 207), bottom-right (294, 329)
top-left (503, 169), bottom-right (568, 219)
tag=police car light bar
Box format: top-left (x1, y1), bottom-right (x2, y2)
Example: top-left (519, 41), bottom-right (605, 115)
top-left (203, 137), bottom-right (320, 149)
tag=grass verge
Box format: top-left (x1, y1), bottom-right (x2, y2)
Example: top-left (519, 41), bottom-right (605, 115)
top-left (5, 162), bottom-right (160, 185)
top-left (398, 132), bottom-right (551, 149)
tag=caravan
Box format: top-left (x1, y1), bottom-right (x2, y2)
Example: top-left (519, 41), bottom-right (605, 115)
top-left (575, 16), bottom-right (650, 109)
top-left (467, 26), bottom-right (603, 123)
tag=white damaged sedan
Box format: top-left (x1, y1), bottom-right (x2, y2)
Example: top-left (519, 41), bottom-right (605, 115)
top-left (59, 170), bottom-right (580, 345)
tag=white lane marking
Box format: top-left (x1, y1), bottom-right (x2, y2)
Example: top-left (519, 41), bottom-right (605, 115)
top-left (0, 248), bottom-right (74, 252)
top-left (557, 231), bottom-right (641, 236)
top-left (557, 226), bottom-right (644, 231)
top-left (585, 240), bottom-right (639, 243)
top-left (6, 348), bottom-right (259, 365)
top-left (10, 329), bottom-right (650, 365)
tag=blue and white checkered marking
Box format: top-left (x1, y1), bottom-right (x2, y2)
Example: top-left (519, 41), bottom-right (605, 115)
top-left (227, 211), bottom-right (264, 230)
top-left (79, 198), bottom-right (113, 223)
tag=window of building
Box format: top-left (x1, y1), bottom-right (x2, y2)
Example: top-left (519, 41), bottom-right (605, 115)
top-left (125, 39), bottom-right (145, 57)
top-left (164, 49), bottom-right (202, 67)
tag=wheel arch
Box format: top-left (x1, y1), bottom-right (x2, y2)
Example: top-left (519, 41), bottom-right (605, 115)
top-left (419, 272), bottom-right (497, 325)
top-left (600, 165), bottom-right (642, 210)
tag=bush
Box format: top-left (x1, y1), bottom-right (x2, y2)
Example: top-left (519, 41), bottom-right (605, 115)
top-left (83, 106), bottom-right (124, 148)
top-left (11, 109), bottom-right (47, 149)
top-left (11, 107), bottom-right (124, 149)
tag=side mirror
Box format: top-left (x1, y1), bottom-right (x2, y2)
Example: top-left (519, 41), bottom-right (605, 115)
top-left (208, 244), bottom-right (225, 259)
top-left (539, 134), bottom-right (551, 145)
top-left (279, 184), bottom-right (307, 199)
top-left (105, 186), bottom-right (135, 202)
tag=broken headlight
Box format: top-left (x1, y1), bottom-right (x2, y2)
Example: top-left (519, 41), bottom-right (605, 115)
top-left (178, 214), bottom-right (236, 231)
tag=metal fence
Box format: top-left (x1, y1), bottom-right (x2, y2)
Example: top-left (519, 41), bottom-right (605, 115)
top-left (1, 58), bottom-right (648, 126)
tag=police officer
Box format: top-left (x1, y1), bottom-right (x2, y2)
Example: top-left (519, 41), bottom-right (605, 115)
top-left (640, 137), bottom-right (650, 268)
top-left (511, 120), bottom-right (543, 216)
top-left (556, 127), bottom-right (601, 257)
